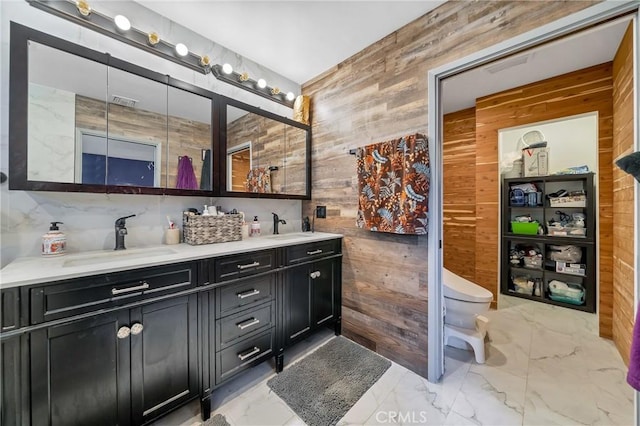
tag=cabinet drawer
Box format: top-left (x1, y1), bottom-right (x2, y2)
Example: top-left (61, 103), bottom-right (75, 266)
top-left (216, 330), bottom-right (274, 385)
top-left (217, 303), bottom-right (274, 348)
top-left (286, 239), bottom-right (341, 265)
top-left (213, 250), bottom-right (275, 282)
top-left (30, 263), bottom-right (196, 324)
top-left (1, 288), bottom-right (19, 331)
top-left (216, 274), bottom-right (274, 317)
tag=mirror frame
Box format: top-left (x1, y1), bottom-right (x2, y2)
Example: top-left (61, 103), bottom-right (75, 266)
top-left (219, 96), bottom-right (311, 200)
top-left (9, 22), bottom-right (311, 199)
top-left (9, 22), bottom-right (217, 196)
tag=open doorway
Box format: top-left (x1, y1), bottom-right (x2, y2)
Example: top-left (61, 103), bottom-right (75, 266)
top-left (428, 0), bottom-right (639, 404)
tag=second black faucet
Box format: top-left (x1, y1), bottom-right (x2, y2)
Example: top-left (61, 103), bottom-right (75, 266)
top-left (272, 212), bottom-right (286, 235)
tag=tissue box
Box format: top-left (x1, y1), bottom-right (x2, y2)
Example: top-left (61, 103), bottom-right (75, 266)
top-left (522, 147), bottom-right (549, 177)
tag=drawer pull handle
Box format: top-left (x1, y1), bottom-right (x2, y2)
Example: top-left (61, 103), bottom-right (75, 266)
top-left (130, 323), bottom-right (144, 335)
top-left (237, 318), bottom-right (260, 330)
top-left (238, 346), bottom-right (261, 361)
top-left (306, 249), bottom-right (323, 255)
top-left (310, 271), bottom-right (321, 279)
top-left (237, 289), bottom-right (260, 299)
top-left (117, 326), bottom-right (131, 339)
top-left (112, 281), bottom-right (150, 295)
top-left (237, 261), bottom-right (260, 270)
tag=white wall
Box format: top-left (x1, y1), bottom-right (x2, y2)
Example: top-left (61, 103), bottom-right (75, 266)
top-left (499, 112), bottom-right (598, 174)
top-left (0, 1), bottom-right (302, 266)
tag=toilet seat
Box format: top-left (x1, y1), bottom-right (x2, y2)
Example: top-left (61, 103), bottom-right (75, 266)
top-left (443, 269), bottom-right (493, 303)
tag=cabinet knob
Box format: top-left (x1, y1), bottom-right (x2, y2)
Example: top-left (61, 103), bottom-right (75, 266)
top-left (310, 271), bottom-right (321, 279)
top-left (117, 326), bottom-right (131, 339)
top-left (130, 323), bottom-right (144, 335)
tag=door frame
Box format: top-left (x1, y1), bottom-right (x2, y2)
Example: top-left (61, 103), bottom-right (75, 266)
top-left (426, 0), bottom-right (640, 383)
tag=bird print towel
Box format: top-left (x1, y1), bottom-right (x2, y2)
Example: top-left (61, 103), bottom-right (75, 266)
top-left (356, 133), bottom-right (429, 234)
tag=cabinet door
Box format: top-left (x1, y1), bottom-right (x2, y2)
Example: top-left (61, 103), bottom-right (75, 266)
top-left (1, 336), bottom-right (23, 426)
top-left (130, 295), bottom-right (198, 424)
top-left (30, 311), bottom-right (131, 426)
top-left (311, 260), bottom-right (335, 326)
top-left (284, 265), bottom-right (312, 345)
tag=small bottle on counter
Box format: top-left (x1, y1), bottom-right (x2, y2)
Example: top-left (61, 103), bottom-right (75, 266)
top-left (42, 221), bottom-right (66, 256)
top-left (250, 216), bottom-right (261, 237)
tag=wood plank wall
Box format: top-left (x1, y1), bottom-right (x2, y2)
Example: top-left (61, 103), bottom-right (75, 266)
top-left (474, 63), bottom-right (614, 336)
top-left (612, 23), bottom-right (635, 365)
top-left (301, 0), bottom-right (596, 377)
top-left (443, 108), bottom-right (477, 282)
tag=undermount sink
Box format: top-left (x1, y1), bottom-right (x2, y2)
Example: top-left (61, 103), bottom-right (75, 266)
top-left (63, 247), bottom-right (177, 267)
top-left (264, 232), bottom-right (317, 240)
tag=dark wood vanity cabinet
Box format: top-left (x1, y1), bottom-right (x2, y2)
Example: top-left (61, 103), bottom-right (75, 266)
top-left (1, 238), bottom-right (342, 425)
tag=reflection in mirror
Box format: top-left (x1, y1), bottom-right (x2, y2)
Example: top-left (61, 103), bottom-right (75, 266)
top-left (105, 67), bottom-right (167, 188)
top-left (167, 87), bottom-right (212, 190)
top-left (226, 105), bottom-right (288, 193)
top-left (28, 41), bottom-right (107, 184)
top-left (283, 125), bottom-right (307, 196)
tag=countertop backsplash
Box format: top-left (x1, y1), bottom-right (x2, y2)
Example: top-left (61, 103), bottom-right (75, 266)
top-left (0, 190), bottom-right (301, 268)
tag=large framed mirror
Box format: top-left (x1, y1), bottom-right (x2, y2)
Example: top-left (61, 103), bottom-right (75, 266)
top-left (9, 22), bottom-right (215, 195)
top-left (221, 98), bottom-right (311, 199)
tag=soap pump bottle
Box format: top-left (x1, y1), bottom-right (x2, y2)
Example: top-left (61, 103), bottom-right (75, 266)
top-left (250, 216), bottom-right (261, 237)
top-left (42, 221), bottom-right (66, 256)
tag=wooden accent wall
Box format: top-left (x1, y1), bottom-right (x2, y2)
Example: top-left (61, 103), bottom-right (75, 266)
top-left (612, 23), bottom-right (635, 365)
top-left (301, 1), bottom-right (596, 377)
top-left (475, 63), bottom-right (614, 336)
top-left (443, 108), bottom-right (477, 282)
top-left (76, 96), bottom-right (211, 188)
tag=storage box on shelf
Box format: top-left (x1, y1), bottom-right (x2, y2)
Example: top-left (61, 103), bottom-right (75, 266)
top-left (500, 173), bottom-right (595, 313)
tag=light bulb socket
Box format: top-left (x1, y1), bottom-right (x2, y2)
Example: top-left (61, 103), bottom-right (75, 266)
top-left (147, 32), bottom-right (160, 46)
top-left (200, 55), bottom-right (211, 67)
top-left (270, 87), bottom-right (281, 95)
top-left (76, 0), bottom-right (91, 17)
top-left (238, 72), bottom-right (249, 82)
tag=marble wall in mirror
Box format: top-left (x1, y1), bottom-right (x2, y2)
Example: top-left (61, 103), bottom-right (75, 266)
top-left (28, 41), bottom-right (108, 184)
top-left (226, 105), bottom-right (307, 196)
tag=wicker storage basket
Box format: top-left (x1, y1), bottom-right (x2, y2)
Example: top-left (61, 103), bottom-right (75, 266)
top-left (183, 213), bottom-right (242, 245)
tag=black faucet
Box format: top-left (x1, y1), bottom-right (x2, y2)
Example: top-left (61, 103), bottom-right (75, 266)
top-left (272, 212), bottom-right (287, 234)
top-left (114, 215), bottom-right (136, 250)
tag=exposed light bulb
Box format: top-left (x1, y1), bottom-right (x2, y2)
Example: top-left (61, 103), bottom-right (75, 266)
top-left (257, 78), bottom-right (267, 89)
top-left (222, 63), bottom-right (233, 74)
top-left (175, 43), bottom-right (188, 57)
top-left (114, 15), bottom-right (131, 31)
top-left (286, 92), bottom-right (295, 101)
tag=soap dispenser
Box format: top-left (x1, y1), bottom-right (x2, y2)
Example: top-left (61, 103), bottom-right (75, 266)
top-left (250, 216), bottom-right (261, 237)
top-left (42, 221), bottom-right (66, 256)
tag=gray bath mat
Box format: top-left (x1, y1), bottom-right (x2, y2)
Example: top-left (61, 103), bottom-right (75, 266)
top-left (267, 336), bottom-right (391, 426)
top-left (203, 413), bottom-right (230, 426)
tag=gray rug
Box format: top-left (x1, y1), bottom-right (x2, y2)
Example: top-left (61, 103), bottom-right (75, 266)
top-left (267, 336), bottom-right (391, 426)
top-left (203, 413), bottom-right (230, 426)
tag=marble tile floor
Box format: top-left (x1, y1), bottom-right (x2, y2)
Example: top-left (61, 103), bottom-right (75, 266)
top-left (153, 295), bottom-right (634, 426)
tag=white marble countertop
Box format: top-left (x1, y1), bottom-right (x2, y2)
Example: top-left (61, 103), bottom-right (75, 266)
top-left (0, 232), bottom-right (343, 289)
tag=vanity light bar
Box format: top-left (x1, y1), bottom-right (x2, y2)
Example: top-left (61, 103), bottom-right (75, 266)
top-left (27, 0), bottom-right (210, 74)
top-left (211, 64), bottom-right (295, 108)
top-left (27, 0), bottom-right (297, 108)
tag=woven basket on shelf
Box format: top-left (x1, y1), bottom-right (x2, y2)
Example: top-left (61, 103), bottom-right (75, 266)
top-left (182, 213), bottom-right (242, 245)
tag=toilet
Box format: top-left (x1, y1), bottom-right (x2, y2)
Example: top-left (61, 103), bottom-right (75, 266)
top-left (443, 268), bottom-right (493, 363)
